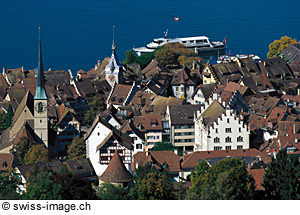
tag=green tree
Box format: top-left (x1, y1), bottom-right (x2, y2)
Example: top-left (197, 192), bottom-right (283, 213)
top-left (67, 136), bottom-right (86, 160)
top-left (123, 50), bottom-right (136, 65)
top-left (5, 104), bottom-right (14, 129)
top-left (267, 36), bottom-right (299, 58)
top-left (10, 137), bottom-right (37, 165)
top-left (134, 51), bottom-right (156, 69)
top-left (150, 142), bottom-right (175, 151)
top-left (262, 150), bottom-right (300, 200)
top-left (98, 182), bottom-right (128, 200)
top-left (0, 112), bottom-right (6, 135)
top-left (129, 163), bottom-right (175, 200)
top-left (24, 144), bottom-right (49, 164)
top-left (54, 171), bottom-right (97, 200)
top-left (0, 169), bottom-right (21, 200)
top-left (85, 95), bottom-right (106, 125)
top-left (186, 158), bottom-right (255, 200)
top-left (155, 46), bottom-right (178, 66)
top-left (22, 166), bottom-right (63, 200)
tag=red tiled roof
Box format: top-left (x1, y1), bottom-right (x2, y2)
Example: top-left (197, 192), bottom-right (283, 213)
top-left (131, 151), bottom-right (181, 173)
top-left (248, 169), bottom-right (265, 190)
top-left (181, 149), bottom-right (272, 170)
top-left (99, 152), bottom-right (132, 183)
top-left (0, 153), bottom-right (16, 171)
top-left (144, 114), bottom-right (163, 131)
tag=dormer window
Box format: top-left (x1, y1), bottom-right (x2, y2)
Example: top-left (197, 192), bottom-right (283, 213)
top-left (2, 161), bottom-right (7, 168)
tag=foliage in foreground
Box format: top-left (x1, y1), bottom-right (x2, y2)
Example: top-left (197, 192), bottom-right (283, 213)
top-left (263, 150), bottom-right (300, 200)
top-left (186, 158), bottom-right (256, 200)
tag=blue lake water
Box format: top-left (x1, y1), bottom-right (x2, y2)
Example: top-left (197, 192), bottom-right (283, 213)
top-left (0, 0), bottom-right (299, 75)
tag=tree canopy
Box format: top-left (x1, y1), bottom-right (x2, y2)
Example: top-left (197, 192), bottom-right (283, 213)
top-left (150, 142), bottom-right (175, 152)
top-left (10, 137), bottom-right (37, 165)
top-left (186, 158), bottom-right (255, 200)
top-left (98, 182), bottom-right (129, 200)
top-left (0, 169), bottom-right (21, 200)
top-left (262, 150), bottom-right (300, 200)
top-left (24, 144), bottom-right (49, 165)
top-left (67, 136), bottom-right (86, 160)
top-left (123, 50), bottom-right (136, 65)
top-left (267, 36), bottom-right (299, 58)
top-left (84, 94), bottom-right (106, 125)
top-left (22, 166), bottom-right (63, 200)
top-left (129, 163), bottom-right (175, 200)
top-left (154, 43), bottom-right (203, 67)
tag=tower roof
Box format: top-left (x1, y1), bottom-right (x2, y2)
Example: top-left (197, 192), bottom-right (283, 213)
top-left (105, 26), bottom-right (122, 74)
top-left (99, 151), bottom-right (132, 183)
top-left (34, 27), bottom-right (47, 100)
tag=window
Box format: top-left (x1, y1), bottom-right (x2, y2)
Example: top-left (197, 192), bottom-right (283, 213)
top-left (239, 127), bottom-right (242, 132)
top-left (97, 132), bottom-right (100, 136)
top-left (287, 147), bottom-right (296, 153)
top-left (227, 118), bottom-right (230, 123)
top-left (225, 146), bottom-right (231, 150)
top-left (214, 137), bottom-right (220, 143)
top-left (214, 146), bottom-right (222, 151)
top-left (237, 136), bottom-right (243, 142)
top-left (136, 144), bottom-right (142, 150)
top-left (225, 137), bottom-right (231, 143)
top-left (225, 128), bottom-right (231, 133)
top-left (215, 128), bottom-right (218, 133)
top-left (237, 145), bottom-right (243, 149)
top-left (157, 136), bottom-right (159, 139)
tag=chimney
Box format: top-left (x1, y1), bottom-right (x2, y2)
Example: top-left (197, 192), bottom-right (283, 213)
top-left (293, 122), bottom-right (296, 134)
top-left (146, 151), bottom-right (149, 157)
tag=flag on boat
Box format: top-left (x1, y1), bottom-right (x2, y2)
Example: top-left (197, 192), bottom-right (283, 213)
top-left (223, 37), bottom-right (226, 45)
top-left (174, 17), bottom-right (179, 21)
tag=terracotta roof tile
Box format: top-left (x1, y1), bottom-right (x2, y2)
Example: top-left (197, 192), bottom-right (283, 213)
top-left (248, 169), bottom-right (265, 190)
top-left (181, 149), bottom-right (271, 170)
top-left (99, 152), bottom-right (132, 183)
top-left (0, 153), bottom-right (16, 171)
top-left (131, 151), bottom-right (181, 173)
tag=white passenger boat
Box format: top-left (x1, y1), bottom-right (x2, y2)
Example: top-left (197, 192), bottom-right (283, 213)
top-left (133, 30), bottom-right (225, 56)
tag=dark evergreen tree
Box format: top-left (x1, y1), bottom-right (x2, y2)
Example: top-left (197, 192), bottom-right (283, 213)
top-left (4, 104), bottom-right (13, 128)
top-left (123, 50), bottom-right (136, 65)
top-left (263, 150), bottom-right (300, 200)
top-left (54, 172), bottom-right (97, 200)
top-left (85, 95), bottom-right (106, 125)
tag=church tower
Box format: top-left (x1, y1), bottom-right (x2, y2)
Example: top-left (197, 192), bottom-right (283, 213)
top-left (34, 27), bottom-right (48, 148)
top-left (105, 26), bottom-right (123, 86)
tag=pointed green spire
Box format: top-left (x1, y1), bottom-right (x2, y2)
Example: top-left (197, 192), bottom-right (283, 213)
top-left (112, 26), bottom-right (116, 53)
top-left (34, 26), bottom-right (47, 100)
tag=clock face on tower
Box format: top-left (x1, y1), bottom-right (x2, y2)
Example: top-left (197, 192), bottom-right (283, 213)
top-left (35, 102), bottom-right (47, 113)
top-left (109, 74), bottom-right (115, 82)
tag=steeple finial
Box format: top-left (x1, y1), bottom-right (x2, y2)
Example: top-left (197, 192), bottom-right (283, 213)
top-left (112, 26), bottom-right (116, 53)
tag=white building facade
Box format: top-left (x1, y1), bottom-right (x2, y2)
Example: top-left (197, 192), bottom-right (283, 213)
top-left (194, 95), bottom-right (249, 151)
